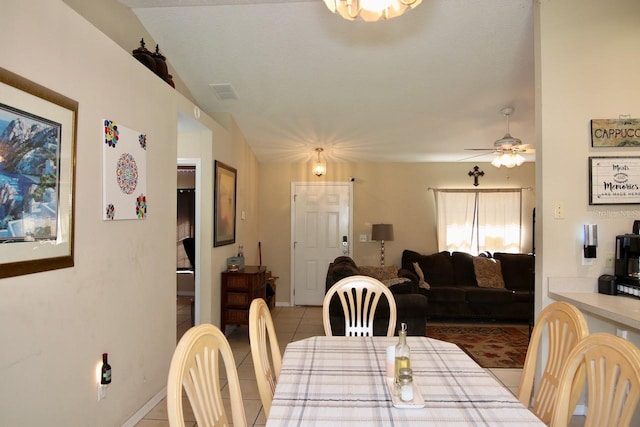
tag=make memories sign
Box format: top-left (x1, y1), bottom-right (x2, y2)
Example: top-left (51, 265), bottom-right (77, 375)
top-left (589, 157), bottom-right (640, 205)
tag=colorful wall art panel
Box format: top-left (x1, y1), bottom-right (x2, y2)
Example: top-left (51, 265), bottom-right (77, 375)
top-left (102, 119), bottom-right (148, 220)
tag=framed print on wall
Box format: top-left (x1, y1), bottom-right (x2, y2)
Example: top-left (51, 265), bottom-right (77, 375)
top-left (0, 67), bottom-right (77, 278)
top-left (214, 160), bottom-right (236, 247)
top-left (589, 156), bottom-right (640, 205)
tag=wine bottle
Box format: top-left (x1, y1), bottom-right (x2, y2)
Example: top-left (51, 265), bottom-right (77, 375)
top-left (394, 323), bottom-right (410, 384)
top-left (101, 353), bottom-right (112, 385)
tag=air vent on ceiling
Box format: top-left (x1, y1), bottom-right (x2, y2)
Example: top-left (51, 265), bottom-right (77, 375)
top-left (209, 83), bottom-right (239, 101)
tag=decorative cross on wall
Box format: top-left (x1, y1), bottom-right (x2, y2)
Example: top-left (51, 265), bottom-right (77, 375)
top-left (468, 165), bottom-right (484, 187)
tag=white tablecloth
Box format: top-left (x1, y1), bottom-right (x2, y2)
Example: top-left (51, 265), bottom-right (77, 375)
top-left (266, 336), bottom-right (544, 426)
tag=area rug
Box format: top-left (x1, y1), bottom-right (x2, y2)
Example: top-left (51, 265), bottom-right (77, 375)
top-left (425, 323), bottom-right (530, 368)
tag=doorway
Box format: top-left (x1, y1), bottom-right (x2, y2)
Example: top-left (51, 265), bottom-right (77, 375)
top-left (291, 182), bottom-right (352, 306)
top-left (176, 160), bottom-right (201, 340)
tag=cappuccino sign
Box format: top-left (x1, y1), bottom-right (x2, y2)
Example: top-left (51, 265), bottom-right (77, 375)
top-left (589, 157), bottom-right (640, 205)
top-left (591, 119), bottom-right (640, 147)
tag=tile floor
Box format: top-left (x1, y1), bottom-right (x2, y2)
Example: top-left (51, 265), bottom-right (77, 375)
top-left (135, 301), bottom-right (529, 426)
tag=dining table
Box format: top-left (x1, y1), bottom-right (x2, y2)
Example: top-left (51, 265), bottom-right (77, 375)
top-left (266, 336), bottom-right (545, 426)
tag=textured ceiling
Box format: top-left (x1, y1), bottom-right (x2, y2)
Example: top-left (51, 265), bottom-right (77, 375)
top-left (121, 0), bottom-right (535, 164)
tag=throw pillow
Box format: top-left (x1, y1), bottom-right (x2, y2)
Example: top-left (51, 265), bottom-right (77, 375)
top-left (381, 277), bottom-right (411, 288)
top-left (412, 262), bottom-right (431, 290)
top-left (359, 265), bottom-right (398, 281)
top-left (472, 257), bottom-right (505, 289)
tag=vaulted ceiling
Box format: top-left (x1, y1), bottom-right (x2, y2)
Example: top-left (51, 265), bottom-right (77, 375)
top-left (121, 0), bottom-right (535, 164)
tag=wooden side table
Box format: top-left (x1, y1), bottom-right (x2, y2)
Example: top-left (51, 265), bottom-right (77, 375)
top-left (221, 266), bottom-right (267, 333)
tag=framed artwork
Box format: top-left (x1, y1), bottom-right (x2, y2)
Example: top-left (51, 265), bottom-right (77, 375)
top-left (102, 119), bottom-right (148, 220)
top-left (589, 156), bottom-right (640, 205)
top-left (0, 67), bottom-right (77, 278)
top-left (214, 160), bottom-right (236, 247)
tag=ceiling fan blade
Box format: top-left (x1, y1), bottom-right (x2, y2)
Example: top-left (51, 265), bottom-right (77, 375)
top-left (458, 151), bottom-right (495, 161)
top-left (464, 148), bottom-right (496, 151)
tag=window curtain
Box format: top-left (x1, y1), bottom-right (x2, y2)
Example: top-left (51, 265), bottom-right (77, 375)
top-left (434, 189), bottom-right (522, 254)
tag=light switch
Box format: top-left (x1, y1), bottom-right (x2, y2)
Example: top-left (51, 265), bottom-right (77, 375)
top-left (359, 234), bottom-right (367, 242)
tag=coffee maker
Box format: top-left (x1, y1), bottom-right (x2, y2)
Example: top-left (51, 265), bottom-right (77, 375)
top-left (614, 221), bottom-right (640, 296)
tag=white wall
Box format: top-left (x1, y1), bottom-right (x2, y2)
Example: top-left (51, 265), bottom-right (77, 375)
top-left (537, 0), bottom-right (640, 337)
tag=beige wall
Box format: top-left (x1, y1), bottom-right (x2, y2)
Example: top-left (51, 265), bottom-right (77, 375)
top-left (0, 1), bottom-right (259, 425)
top-left (259, 161), bottom-right (535, 304)
top-left (537, 0), bottom-right (640, 344)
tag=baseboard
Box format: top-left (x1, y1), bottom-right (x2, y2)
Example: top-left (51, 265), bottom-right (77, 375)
top-left (121, 387), bottom-right (167, 427)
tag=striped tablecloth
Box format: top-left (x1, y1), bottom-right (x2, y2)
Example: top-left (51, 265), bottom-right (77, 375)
top-left (266, 336), bottom-right (544, 426)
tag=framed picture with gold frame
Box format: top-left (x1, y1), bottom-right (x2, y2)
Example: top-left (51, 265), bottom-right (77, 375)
top-left (214, 160), bottom-right (236, 247)
top-left (0, 67), bottom-right (77, 278)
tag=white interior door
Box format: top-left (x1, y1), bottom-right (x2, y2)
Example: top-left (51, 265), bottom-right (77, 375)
top-left (291, 182), bottom-right (352, 306)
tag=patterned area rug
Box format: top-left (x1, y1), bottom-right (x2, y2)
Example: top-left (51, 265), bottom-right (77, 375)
top-left (425, 323), bottom-right (530, 368)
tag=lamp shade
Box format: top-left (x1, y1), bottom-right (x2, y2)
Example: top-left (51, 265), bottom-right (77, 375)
top-left (372, 224), bottom-right (394, 241)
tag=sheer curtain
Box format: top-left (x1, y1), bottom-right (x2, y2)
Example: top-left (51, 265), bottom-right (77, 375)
top-left (435, 189), bottom-right (522, 254)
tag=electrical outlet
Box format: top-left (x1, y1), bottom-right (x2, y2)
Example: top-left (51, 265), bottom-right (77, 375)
top-left (98, 384), bottom-right (107, 401)
top-left (359, 234), bottom-right (367, 242)
top-left (554, 203), bottom-right (564, 219)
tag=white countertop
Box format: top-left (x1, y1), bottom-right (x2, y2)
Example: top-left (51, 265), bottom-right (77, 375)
top-left (549, 290), bottom-right (640, 331)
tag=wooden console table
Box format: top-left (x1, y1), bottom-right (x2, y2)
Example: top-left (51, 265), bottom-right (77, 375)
top-left (221, 266), bottom-right (267, 333)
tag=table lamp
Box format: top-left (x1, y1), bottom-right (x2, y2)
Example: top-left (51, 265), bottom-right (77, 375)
top-left (372, 223), bottom-right (394, 266)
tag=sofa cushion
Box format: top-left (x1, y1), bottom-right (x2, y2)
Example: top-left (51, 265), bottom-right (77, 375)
top-left (403, 250), bottom-right (454, 286)
top-left (493, 252), bottom-right (534, 290)
top-left (466, 287), bottom-right (514, 304)
top-left (359, 265), bottom-right (398, 281)
top-left (451, 251), bottom-right (478, 286)
top-left (472, 257), bottom-right (505, 288)
top-left (424, 286), bottom-right (467, 303)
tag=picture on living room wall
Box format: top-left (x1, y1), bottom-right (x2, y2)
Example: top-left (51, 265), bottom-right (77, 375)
top-left (102, 119), bottom-right (147, 220)
top-left (214, 160), bottom-right (236, 247)
top-left (589, 156), bottom-right (640, 205)
top-left (591, 118), bottom-right (640, 147)
top-left (0, 67), bottom-right (77, 279)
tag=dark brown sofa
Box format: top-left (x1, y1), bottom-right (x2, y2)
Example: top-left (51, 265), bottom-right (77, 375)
top-left (325, 256), bottom-right (428, 336)
top-left (401, 250), bottom-right (534, 322)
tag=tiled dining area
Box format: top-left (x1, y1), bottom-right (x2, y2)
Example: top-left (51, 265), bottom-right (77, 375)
top-left (135, 303), bottom-right (525, 426)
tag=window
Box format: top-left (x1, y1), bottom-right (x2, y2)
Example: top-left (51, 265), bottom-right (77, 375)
top-left (434, 189), bottom-right (522, 254)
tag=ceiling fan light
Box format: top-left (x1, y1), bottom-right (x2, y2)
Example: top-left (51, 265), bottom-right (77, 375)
top-left (514, 153), bottom-right (525, 166)
top-left (491, 156), bottom-right (502, 168)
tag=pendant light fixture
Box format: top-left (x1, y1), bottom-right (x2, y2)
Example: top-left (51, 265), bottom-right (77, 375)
top-left (322, 0), bottom-right (422, 22)
top-left (313, 148), bottom-right (326, 177)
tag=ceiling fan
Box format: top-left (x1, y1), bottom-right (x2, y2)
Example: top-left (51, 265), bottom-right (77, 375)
top-left (463, 107), bottom-right (534, 167)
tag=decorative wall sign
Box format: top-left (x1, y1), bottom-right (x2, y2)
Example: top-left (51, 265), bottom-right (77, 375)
top-left (589, 156), bottom-right (640, 205)
top-left (591, 119), bottom-right (640, 147)
top-left (214, 160), bottom-right (236, 247)
top-left (102, 119), bottom-right (147, 220)
top-left (0, 67), bottom-right (77, 278)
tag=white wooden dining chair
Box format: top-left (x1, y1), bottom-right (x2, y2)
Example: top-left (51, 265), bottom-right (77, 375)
top-left (550, 332), bottom-right (640, 427)
top-left (323, 275), bottom-right (396, 336)
top-left (167, 323), bottom-right (247, 427)
top-left (517, 301), bottom-right (589, 424)
top-left (249, 298), bottom-right (282, 417)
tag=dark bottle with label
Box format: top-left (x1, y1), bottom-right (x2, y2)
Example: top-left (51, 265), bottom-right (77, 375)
top-left (101, 353), bottom-right (112, 385)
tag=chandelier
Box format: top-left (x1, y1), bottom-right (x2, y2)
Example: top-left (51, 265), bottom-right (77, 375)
top-left (322, 0), bottom-right (422, 22)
